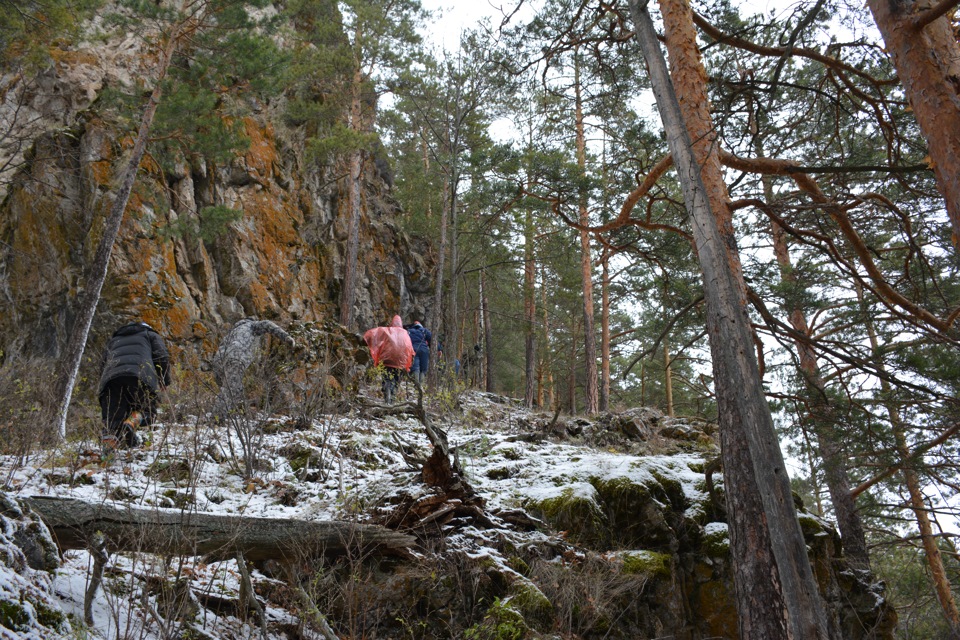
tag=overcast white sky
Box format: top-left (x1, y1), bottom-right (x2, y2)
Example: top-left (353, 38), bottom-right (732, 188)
top-left (419, 0), bottom-right (525, 51)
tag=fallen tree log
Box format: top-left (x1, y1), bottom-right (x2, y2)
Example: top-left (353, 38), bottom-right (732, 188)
top-left (24, 496), bottom-right (416, 562)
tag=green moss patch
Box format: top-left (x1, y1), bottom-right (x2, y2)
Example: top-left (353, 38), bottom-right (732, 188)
top-left (798, 513), bottom-right (826, 538)
top-left (464, 598), bottom-right (530, 640)
top-left (526, 485), bottom-right (606, 546)
top-left (618, 550), bottom-right (672, 578)
top-left (0, 599), bottom-right (30, 631)
top-left (508, 577), bottom-right (553, 618)
top-left (702, 523), bottom-right (730, 557)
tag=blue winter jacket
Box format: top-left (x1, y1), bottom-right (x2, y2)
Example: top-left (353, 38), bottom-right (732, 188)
top-left (406, 323), bottom-right (431, 353)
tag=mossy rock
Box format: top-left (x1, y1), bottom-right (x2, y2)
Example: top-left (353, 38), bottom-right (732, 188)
top-left (0, 599), bottom-right (31, 631)
top-left (798, 512), bottom-right (827, 538)
top-left (525, 485), bottom-right (606, 547)
top-left (590, 476), bottom-right (676, 549)
top-left (465, 599), bottom-right (530, 640)
top-left (647, 469), bottom-right (686, 508)
top-left (34, 602), bottom-right (67, 631)
top-left (507, 577), bottom-right (553, 620)
top-left (618, 550), bottom-right (672, 578)
top-left (702, 523), bottom-right (730, 557)
top-left (506, 556), bottom-right (530, 576)
top-left (695, 579), bottom-right (738, 639)
top-left (487, 467), bottom-right (513, 480)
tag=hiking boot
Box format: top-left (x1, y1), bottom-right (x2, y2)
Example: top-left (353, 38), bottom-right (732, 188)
top-left (122, 411), bottom-right (143, 430)
top-left (125, 429), bottom-right (142, 449)
top-left (101, 433), bottom-right (120, 456)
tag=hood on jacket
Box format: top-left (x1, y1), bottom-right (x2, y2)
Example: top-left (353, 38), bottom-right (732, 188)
top-left (390, 315), bottom-right (404, 328)
top-left (112, 322), bottom-right (153, 337)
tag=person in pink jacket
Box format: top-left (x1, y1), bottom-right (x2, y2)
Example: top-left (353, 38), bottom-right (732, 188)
top-left (362, 315), bottom-right (414, 403)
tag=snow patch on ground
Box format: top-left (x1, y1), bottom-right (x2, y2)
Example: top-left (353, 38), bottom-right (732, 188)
top-left (0, 390), bottom-right (712, 638)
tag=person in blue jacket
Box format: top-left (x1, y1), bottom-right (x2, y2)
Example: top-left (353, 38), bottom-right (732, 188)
top-left (98, 321), bottom-right (171, 451)
top-left (405, 319), bottom-right (432, 386)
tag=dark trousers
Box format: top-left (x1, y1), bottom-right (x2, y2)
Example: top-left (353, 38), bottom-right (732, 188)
top-left (411, 347), bottom-right (430, 374)
top-left (382, 367), bottom-right (402, 401)
top-left (99, 377), bottom-right (155, 444)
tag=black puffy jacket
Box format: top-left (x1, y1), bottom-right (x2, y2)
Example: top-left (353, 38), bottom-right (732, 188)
top-left (97, 323), bottom-right (171, 395)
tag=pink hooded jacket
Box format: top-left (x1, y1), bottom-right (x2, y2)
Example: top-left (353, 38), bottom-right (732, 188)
top-left (363, 315), bottom-right (415, 370)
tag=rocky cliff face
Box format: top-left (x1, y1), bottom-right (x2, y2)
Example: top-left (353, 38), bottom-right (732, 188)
top-left (0, 23), bottom-right (432, 368)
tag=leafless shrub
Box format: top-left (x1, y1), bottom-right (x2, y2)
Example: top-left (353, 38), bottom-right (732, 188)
top-left (528, 553), bottom-right (649, 637)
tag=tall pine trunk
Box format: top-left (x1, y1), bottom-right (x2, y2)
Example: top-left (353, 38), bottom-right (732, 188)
top-left (524, 204), bottom-right (537, 407)
top-left (661, 273), bottom-right (674, 418)
top-left (756, 111), bottom-right (870, 568)
top-left (599, 253), bottom-right (611, 412)
top-left (448, 175), bottom-right (460, 371)
top-left (538, 262), bottom-right (554, 409)
top-left (574, 56), bottom-right (599, 415)
top-left (339, 64), bottom-right (365, 330)
top-left (867, 0), bottom-right (960, 246)
top-left (481, 268), bottom-right (493, 393)
top-left (770, 217), bottom-right (869, 568)
top-left (629, 1), bottom-right (830, 637)
top-left (431, 177), bottom-right (450, 383)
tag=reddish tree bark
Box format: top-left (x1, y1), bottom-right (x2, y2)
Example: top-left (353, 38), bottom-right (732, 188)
top-left (867, 0), bottom-right (960, 247)
top-left (574, 55), bottom-right (599, 414)
top-left (629, 0), bottom-right (831, 637)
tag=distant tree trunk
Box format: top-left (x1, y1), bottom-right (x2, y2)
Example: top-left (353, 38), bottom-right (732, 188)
top-left (867, 0), bottom-right (960, 246)
top-left (771, 217), bottom-right (869, 568)
top-left (481, 269), bottom-right (494, 393)
top-left (629, 1), bottom-right (830, 638)
top-left (568, 316), bottom-right (578, 414)
top-left (640, 362), bottom-right (646, 406)
top-left (574, 55), bottom-right (599, 415)
top-left (524, 205), bottom-right (537, 407)
top-left (541, 263), bottom-right (555, 409)
top-left (599, 252), bottom-right (611, 412)
top-left (663, 341), bottom-right (674, 418)
top-left (431, 177), bottom-right (450, 385)
top-left (759, 120), bottom-right (869, 568)
top-left (662, 273), bottom-right (674, 418)
top-left (858, 284), bottom-right (960, 631)
top-left (340, 64), bottom-right (365, 330)
top-left (448, 177), bottom-right (460, 372)
top-left (54, 18), bottom-right (183, 440)
top-left (421, 130), bottom-right (432, 219)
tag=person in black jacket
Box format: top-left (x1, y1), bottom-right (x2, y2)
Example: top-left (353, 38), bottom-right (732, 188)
top-left (98, 321), bottom-right (171, 450)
